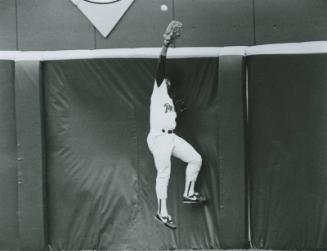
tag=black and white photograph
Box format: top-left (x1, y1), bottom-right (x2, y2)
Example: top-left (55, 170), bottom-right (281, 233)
top-left (1, 0), bottom-right (327, 250)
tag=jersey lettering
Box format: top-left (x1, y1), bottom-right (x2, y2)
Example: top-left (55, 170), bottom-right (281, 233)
top-left (164, 103), bottom-right (174, 113)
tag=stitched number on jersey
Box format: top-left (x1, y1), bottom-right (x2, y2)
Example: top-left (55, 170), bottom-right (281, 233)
top-left (164, 103), bottom-right (174, 113)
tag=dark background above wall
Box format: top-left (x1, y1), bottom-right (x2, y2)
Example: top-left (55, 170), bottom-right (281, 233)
top-left (1, 0), bottom-right (327, 51)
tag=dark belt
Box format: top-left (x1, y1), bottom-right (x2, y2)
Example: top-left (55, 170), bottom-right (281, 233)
top-left (162, 129), bottom-right (174, 134)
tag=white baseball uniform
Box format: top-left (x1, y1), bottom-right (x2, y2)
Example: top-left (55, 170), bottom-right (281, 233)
top-left (147, 79), bottom-right (202, 199)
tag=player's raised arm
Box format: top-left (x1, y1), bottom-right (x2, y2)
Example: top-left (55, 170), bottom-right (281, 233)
top-left (155, 21), bottom-right (183, 87)
top-left (155, 46), bottom-right (168, 87)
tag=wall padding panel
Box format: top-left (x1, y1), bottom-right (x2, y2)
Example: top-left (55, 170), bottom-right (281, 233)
top-left (0, 61), bottom-right (18, 250)
top-left (43, 56), bottom-right (247, 250)
top-left (248, 54), bottom-right (327, 250)
top-left (15, 61), bottom-right (46, 251)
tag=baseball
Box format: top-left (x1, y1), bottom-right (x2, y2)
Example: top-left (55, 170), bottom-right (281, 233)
top-left (160, 4), bottom-right (168, 12)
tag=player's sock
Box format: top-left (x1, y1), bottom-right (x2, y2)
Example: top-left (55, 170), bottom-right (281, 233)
top-left (183, 180), bottom-right (195, 197)
top-left (158, 199), bottom-right (168, 217)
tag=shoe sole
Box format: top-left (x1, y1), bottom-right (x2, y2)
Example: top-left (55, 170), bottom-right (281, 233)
top-left (183, 199), bottom-right (207, 204)
top-left (154, 214), bottom-right (176, 230)
top-left (183, 201), bottom-right (204, 204)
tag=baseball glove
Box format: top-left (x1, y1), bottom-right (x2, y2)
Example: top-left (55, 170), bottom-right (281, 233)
top-left (163, 20), bottom-right (183, 46)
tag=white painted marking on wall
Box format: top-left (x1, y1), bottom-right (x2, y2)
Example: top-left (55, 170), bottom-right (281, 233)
top-left (71, 0), bottom-right (134, 37)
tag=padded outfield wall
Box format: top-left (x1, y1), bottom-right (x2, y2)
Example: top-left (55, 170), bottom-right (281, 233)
top-left (0, 60), bottom-right (17, 250)
top-left (42, 54), bottom-right (246, 250)
top-left (247, 48), bottom-right (327, 250)
top-left (0, 48), bottom-right (247, 250)
top-left (1, 43), bottom-right (327, 250)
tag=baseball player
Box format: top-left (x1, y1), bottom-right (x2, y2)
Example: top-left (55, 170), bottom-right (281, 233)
top-left (147, 21), bottom-right (206, 230)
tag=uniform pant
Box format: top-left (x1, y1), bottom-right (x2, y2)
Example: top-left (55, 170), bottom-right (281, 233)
top-left (147, 131), bottom-right (202, 199)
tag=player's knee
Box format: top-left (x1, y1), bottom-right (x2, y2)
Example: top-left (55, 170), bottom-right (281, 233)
top-left (190, 153), bottom-right (202, 169)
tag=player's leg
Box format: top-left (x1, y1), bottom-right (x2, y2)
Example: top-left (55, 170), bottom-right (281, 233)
top-left (172, 135), bottom-right (206, 203)
top-left (152, 148), bottom-right (171, 216)
top-left (147, 134), bottom-right (176, 229)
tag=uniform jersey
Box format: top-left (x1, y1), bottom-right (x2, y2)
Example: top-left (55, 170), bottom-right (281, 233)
top-left (150, 80), bottom-right (177, 130)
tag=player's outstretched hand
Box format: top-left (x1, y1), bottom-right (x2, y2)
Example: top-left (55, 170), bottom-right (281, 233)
top-left (163, 20), bottom-right (183, 46)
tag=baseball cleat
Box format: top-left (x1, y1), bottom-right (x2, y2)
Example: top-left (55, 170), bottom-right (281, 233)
top-left (154, 213), bottom-right (176, 230)
top-left (183, 192), bottom-right (207, 204)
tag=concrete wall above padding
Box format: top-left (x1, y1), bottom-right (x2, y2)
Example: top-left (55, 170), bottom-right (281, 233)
top-left (1, 0), bottom-right (327, 50)
top-left (174, 0), bottom-right (254, 46)
top-left (254, 0), bottom-right (327, 44)
top-left (96, 0), bottom-right (174, 48)
top-left (0, 1), bottom-right (17, 50)
top-left (16, 0), bottom-right (95, 50)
